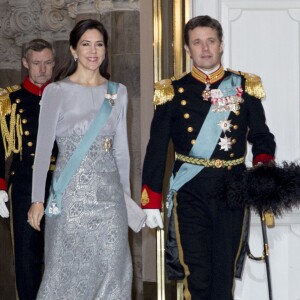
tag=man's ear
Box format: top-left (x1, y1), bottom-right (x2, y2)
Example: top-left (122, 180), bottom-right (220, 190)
top-left (184, 44), bottom-right (191, 57)
top-left (22, 57), bottom-right (29, 70)
top-left (220, 42), bottom-right (224, 54)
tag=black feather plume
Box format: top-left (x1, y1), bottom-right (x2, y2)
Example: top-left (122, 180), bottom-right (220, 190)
top-left (226, 162), bottom-right (300, 216)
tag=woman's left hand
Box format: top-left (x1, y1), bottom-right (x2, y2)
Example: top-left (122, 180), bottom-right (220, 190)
top-left (27, 202), bottom-right (44, 231)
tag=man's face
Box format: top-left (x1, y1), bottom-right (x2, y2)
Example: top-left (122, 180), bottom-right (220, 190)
top-left (22, 48), bottom-right (54, 87)
top-left (184, 26), bottom-right (223, 71)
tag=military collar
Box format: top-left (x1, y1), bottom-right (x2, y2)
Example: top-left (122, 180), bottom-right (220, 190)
top-left (192, 65), bottom-right (225, 85)
top-left (22, 76), bottom-right (51, 96)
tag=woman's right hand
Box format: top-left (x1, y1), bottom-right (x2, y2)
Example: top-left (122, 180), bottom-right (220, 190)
top-left (27, 202), bottom-right (44, 231)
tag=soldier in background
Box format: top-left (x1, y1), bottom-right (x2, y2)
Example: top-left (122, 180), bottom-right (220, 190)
top-left (0, 39), bottom-right (56, 300)
top-left (141, 15), bottom-right (275, 300)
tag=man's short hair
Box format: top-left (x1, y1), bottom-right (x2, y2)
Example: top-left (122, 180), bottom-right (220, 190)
top-left (184, 15), bottom-right (223, 45)
top-left (23, 39), bottom-right (55, 59)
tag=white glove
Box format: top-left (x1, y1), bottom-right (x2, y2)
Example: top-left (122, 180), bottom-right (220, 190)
top-left (143, 209), bottom-right (164, 229)
top-left (0, 190), bottom-right (9, 218)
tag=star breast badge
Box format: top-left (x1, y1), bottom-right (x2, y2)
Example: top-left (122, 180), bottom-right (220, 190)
top-left (218, 119), bottom-right (233, 133)
top-left (218, 135), bottom-right (232, 151)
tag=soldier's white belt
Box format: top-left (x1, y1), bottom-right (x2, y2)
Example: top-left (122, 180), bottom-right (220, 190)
top-left (175, 153), bottom-right (245, 168)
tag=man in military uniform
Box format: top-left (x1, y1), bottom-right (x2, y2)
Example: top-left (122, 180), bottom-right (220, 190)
top-left (141, 16), bottom-right (276, 300)
top-left (0, 39), bottom-right (56, 300)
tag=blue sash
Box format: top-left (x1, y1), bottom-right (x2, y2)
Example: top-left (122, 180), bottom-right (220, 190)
top-left (45, 81), bottom-right (119, 217)
top-left (167, 73), bottom-right (241, 216)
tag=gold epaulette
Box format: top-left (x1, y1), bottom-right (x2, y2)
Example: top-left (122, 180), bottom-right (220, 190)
top-left (0, 85), bottom-right (21, 117)
top-left (153, 72), bottom-right (187, 106)
top-left (153, 79), bottom-right (175, 106)
top-left (227, 68), bottom-right (265, 100)
top-left (0, 88), bottom-right (11, 117)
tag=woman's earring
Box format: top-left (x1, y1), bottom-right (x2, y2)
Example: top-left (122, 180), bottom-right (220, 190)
top-left (74, 57), bottom-right (77, 62)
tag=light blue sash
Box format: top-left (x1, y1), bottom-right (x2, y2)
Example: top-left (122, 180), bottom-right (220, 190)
top-left (167, 73), bottom-right (241, 216)
top-left (45, 81), bottom-right (119, 217)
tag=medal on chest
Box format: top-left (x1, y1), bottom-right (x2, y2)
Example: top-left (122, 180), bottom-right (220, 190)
top-left (192, 66), bottom-right (225, 101)
top-left (210, 87), bottom-right (243, 113)
top-left (202, 81), bottom-right (211, 101)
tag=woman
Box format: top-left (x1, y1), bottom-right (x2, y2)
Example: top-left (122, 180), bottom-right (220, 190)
top-left (28, 19), bottom-right (132, 299)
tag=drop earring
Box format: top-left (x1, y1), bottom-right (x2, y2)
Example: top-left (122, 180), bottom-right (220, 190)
top-left (74, 57), bottom-right (77, 62)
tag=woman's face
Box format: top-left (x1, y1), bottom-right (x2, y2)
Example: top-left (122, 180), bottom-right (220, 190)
top-left (71, 28), bottom-right (106, 72)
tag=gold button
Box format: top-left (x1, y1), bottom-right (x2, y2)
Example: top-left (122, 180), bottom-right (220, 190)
top-left (27, 142), bottom-right (33, 147)
top-left (233, 125), bottom-right (238, 130)
top-left (234, 111), bottom-right (240, 116)
top-left (178, 87), bottom-right (184, 93)
top-left (181, 100), bottom-right (187, 106)
top-left (187, 127), bottom-right (193, 133)
top-left (184, 113), bottom-right (190, 119)
top-left (22, 119), bottom-right (28, 124)
top-left (227, 166), bottom-right (232, 171)
top-left (24, 130), bottom-right (30, 136)
top-left (214, 159), bottom-right (223, 168)
top-left (16, 99), bottom-right (21, 103)
top-left (19, 108), bottom-right (24, 113)
top-left (230, 153), bottom-right (235, 158)
top-left (232, 139), bottom-right (237, 144)
top-left (191, 139), bottom-right (196, 145)
top-left (50, 156), bottom-right (56, 162)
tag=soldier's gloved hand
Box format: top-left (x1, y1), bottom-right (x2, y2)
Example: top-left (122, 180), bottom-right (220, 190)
top-left (143, 209), bottom-right (163, 229)
top-left (0, 190), bottom-right (9, 218)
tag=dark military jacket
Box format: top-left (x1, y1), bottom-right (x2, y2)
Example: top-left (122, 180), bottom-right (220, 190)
top-left (0, 76), bottom-right (56, 190)
top-left (141, 66), bottom-right (276, 209)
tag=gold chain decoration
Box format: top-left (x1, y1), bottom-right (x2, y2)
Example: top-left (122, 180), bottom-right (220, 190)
top-left (1, 103), bottom-right (23, 159)
top-left (175, 153), bottom-right (244, 168)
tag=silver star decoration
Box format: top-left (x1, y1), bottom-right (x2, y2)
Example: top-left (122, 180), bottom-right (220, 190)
top-left (218, 135), bottom-right (232, 151)
top-left (218, 119), bottom-right (233, 133)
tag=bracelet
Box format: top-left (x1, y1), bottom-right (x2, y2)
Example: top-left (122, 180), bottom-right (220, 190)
top-left (32, 202), bottom-right (44, 205)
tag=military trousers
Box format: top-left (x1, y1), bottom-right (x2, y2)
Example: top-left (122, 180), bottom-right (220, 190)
top-left (9, 166), bottom-right (51, 300)
top-left (174, 171), bottom-right (244, 300)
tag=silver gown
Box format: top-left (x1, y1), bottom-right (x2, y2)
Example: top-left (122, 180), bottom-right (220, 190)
top-left (32, 78), bottom-right (132, 300)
